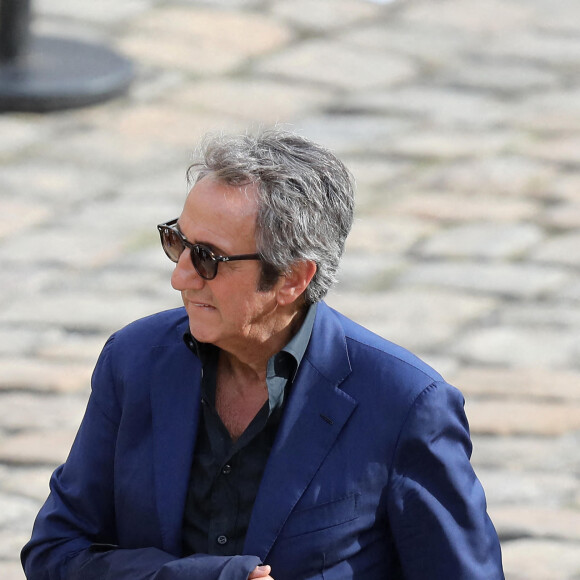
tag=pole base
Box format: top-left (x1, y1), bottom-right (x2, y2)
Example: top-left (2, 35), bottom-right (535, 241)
top-left (0, 36), bottom-right (133, 112)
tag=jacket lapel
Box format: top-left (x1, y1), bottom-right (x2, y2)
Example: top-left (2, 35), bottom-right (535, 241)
top-left (244, 303), bottom-right (357, 560)
top-left (150, 324), bottom-right (202, 555)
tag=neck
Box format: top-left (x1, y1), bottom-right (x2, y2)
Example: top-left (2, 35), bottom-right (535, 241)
top-left (220, 304), bottom-right (307, 382)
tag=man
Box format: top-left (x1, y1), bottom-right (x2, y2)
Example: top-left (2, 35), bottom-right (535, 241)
top-left (22, 129), bottom-right (504, 579)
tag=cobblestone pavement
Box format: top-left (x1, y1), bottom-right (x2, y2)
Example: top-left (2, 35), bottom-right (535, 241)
top-left (1, 0), bottom-right (580, 578)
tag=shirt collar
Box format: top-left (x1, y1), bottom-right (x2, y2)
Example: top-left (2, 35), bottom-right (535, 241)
top-left (265, 302), bottom-right (317, 412)
top-left (275, 301), bottom-right (317, 377)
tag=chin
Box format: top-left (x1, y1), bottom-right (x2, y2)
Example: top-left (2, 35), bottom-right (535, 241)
top-left (189, 325), bottom-right (215, 344)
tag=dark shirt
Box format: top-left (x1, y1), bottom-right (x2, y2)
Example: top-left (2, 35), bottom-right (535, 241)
top-left (181, 304), bottom-right (317, 557)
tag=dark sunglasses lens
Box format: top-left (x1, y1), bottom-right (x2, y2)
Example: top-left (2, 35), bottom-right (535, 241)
top-left (161, 228), bottom-right (184, 262)
top-left (192, 245), bottom-right (217, 279)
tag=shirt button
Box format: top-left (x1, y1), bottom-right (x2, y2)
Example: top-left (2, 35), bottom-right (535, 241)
top-left (222, 464), bottom-right (232, 475)
top-left (217, 535), bottom-right (228, 545)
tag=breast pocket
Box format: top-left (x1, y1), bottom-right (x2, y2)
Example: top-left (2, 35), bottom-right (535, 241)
top-left (280, 492), bottom-right (360, 539)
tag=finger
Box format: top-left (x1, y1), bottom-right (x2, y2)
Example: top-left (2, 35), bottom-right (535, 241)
top-left (248, 564), bottom-right (272, 579)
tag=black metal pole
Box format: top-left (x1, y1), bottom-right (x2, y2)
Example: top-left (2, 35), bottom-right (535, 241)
top-left (0, 0), bottom-right (133, 112)
top-left (0, 0), bottom-right (31, 62)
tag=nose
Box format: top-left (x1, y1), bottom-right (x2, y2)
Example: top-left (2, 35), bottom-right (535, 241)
top-left (171, 249), bottom-right (205, 291)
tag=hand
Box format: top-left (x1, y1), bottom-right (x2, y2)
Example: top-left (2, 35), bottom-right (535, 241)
top-left (248, 564), bottom-right (274, 579)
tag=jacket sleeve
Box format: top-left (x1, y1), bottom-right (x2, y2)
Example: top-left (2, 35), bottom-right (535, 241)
top-left (387, 381), bottom-right (504, 580)
top-left (63, 549), bottom-right (262, 580)
top-left (21, 335), bottom-right (261, 580)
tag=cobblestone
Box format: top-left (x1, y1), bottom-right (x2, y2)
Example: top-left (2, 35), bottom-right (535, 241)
top-left (326, 289), bottom-right (496, 353)
top-left (388, 192), bottom-right (539, 224)
top-left (515, 90), bottom-right (580, 132)
top-left (412, 156), bottom-right (558, 199)
top-left (501, 539), bottom-right (580, 580)
top-left (453, 326), bottom-right (579, 369)
top-left (342, 86), bottom-right (510, 127)
top-left (399, 261), bottom-right (571, 298)
top-left (451, 367), bottom-right (580, 401)
top-left (271, 0), bottom-right (379, 31)
top-left (121, 7), bottom-right (293, 74)
top-left (544, 202), bottom-right (580, 230)
top-left (467, 399), bottom-right (580, 436)
top-left (2, 0), bottom-right (580, 577)
top-left (533, 232), bottom-right (580, 267)
top-left (481, 471), bottom-right (579, 511)
top-left (471, 432), bottom-right (580, 474)
top-left (0, 431), bottom-right (79, 467)
top-left (0, 339), bottom-right (145, 397)
top-left (0, 466), bottom-right (55, 502)
top-left (170, 79), bottom-right (332, 122)
top-left (256, 40), bottom-right (417, 90)
top-left (490, 506), bottom-right (580, 541)
top-left (417, 223), bottom-right (544, 259)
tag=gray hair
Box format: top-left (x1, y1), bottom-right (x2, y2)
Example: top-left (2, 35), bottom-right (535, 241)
top-left (187, 129), bottom-right (355, 305)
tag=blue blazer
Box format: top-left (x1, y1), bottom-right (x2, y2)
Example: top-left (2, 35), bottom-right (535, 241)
top-left (22, 302), bottom-right (503, 580)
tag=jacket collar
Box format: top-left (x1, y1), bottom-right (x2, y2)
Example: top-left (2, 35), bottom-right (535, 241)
top-left (244, 301), bottom-right (357, 560)
top-left (150, 313), bottom-right (202, 554)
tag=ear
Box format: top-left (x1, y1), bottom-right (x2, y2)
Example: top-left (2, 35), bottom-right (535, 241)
top-left (276, 260), bottom-right (317, 306)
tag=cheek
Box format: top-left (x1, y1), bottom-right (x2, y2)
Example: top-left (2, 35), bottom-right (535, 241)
top-left (247, 289), bottom-right (280, 320)
top-left (212, 270), bottom-right (277, 321)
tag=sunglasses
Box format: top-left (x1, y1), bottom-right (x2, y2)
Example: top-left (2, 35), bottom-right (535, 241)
top-left (157, 219), bottom-right (262, 280)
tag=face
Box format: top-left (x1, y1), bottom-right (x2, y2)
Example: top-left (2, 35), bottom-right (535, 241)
top-left (171, 175), bottom-right (285, 356)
